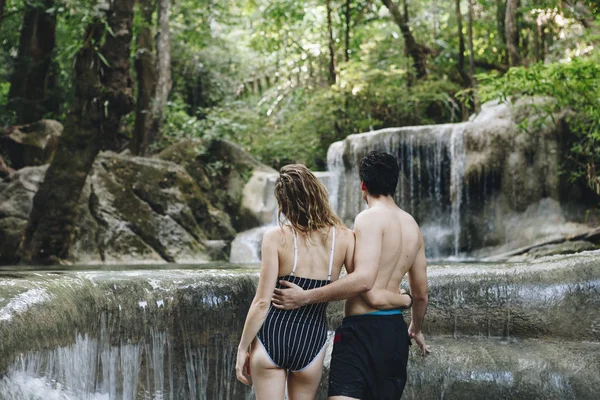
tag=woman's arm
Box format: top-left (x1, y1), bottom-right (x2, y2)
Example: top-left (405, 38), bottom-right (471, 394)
top-left (235, 227), bottom-right (280, 385)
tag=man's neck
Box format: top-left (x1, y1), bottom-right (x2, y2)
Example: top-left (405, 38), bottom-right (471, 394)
top-left (366, 194), bottom-right (396, 208)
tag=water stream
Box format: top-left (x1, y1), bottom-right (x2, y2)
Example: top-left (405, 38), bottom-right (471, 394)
top-left (0, 251), bottom-right (598, 399)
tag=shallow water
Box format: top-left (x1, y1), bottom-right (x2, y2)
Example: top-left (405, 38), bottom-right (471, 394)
top-left (0, 251), bottom-right (598, 399)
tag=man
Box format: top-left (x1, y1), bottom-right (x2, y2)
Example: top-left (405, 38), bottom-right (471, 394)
top-left (272, 150), bottom-right (429, 400)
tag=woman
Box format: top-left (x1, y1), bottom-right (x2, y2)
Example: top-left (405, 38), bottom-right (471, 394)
top-left (235, 164), bottom-right (353, 399)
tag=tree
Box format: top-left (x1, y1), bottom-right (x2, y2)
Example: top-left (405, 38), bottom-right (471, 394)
top-left (496, 0), bottom-right (507, 63)
top-left (505, 0), bottom-right (520, 66)
top-left (149, 0), bottom-right (172, 149)
top-left (467, 0), bottom-right (475, 80)
top-left (7, 0), bottom-right (57, 123)
top-left (380, 0), bottom-right (429, 79)
top-left (326, 0), bottom-right (337, 84)
top-left (0, 0), bottom-right (6, 25)
top-left (343, 0), bottom-right (351, 61)
top-left (19, 0), bottom-right (136, 264)
top-left (132, 0), bottom-right (158, 155)
top-left (455, 0), bottom-right (469, 86)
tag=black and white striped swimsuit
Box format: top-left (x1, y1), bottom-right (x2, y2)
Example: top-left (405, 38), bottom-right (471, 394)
top-left (256, 227), bottom-right (336, 372)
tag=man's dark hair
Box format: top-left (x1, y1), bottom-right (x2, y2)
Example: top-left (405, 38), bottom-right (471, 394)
top-left (359, 151), bottom-right (399, 197)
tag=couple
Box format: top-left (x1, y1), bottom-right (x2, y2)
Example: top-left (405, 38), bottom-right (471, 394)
top-left (235, 151), bottom-right (429, 400)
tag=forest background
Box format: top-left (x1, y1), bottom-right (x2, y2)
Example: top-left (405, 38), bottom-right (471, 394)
top-left (0, 0), bottom-right (598, 183)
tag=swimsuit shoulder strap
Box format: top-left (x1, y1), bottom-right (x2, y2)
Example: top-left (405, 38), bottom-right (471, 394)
top-left (291, 227), bottom-right (298, 276)
top-left (327, 226), bottom-right (336, 280)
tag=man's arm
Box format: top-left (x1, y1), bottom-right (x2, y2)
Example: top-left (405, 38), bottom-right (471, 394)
top-left (361, 288), bottom-right (413, 310)
top-left (272, 211), bottom-right (380, 309)
top-left (407, 236), bottom-right (429, 353)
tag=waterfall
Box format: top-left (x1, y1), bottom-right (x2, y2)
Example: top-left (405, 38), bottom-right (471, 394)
top-left (450, 125), bottom-right (466, 257)
top-left (325, 124), bottom-right (468, 259)
top-left (233, 124), bottom-right (471, 260)
top-left (0, 270), bottom-right (259, 400)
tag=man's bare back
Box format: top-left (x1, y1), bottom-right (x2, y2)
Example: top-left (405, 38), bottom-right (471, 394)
top-left (344, 197), bottom-right (423, 317)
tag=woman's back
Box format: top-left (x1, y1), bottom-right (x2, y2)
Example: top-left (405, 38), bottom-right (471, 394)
top-left (275, 225), bottom-right (353, 282)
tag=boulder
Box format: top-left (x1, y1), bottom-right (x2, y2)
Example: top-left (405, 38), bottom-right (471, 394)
top-left (0, 120), bottom-right (63, 170)
top-left (0, 166), bottom-right (46, 264)
top-left (158, 138), bottom-right (277, 231)
top-left (0, 152), bottom-right (237, 265)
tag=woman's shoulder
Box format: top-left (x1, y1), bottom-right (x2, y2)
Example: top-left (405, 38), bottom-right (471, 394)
top-left (334, 224), bottom-right (354, 242)
top-left (263, 225), bottom-right (284, 241)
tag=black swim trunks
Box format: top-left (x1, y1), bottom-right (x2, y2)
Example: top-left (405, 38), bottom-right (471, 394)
top-left (328, 312), bottom-right (410, 399)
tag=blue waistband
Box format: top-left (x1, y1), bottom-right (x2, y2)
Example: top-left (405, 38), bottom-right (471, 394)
top-left (365, 309), bottom-right (402, 316)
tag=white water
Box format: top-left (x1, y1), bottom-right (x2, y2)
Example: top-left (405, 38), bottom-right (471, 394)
top-left (324, 125), bottom-right (469, 259)
top-left (0, 327), bottom-right (242, 400)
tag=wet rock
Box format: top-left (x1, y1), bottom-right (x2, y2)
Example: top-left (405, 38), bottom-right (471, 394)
top-left (158, 138), bottom-right (276, 231)
top-left (0, 120), bottom-right (63, 170)
top-left (515, 240), bottom-right (598, 260)
top-left (0, 152), bottom-right (237, 265)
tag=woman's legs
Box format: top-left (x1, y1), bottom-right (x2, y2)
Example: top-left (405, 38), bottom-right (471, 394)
top-left (286, 345), bottom-right (327, 400)
top-left (250, 339), bottom-right (287, 400)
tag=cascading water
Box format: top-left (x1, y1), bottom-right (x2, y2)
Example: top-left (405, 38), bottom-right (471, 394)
top-left (325, 124), bottom-right (468, 259)
top-left (0, 269), bottom-right (259, 400)
top-left (450, 126), bottom-right (466, 258)
top-left (1, 250), bottom-right (599, 399)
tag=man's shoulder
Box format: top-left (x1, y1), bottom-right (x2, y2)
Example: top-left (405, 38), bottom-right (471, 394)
top-left (354, 208), bottom-right (380, 225)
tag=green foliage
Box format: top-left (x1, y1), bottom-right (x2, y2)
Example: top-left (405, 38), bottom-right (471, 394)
top-left (1, 0), bottom-right (598, 178)
top-left (159, 59), bottom-right (460, 170)
top-left (478, 55), bottom-right (600, 193)
top-left (0, 81), bottom-right (16, 126)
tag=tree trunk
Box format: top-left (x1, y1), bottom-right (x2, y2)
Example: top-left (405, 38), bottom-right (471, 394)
top-left (7, 0), bottom-right (57, 124)
top-left (455, 0), bottom-right (469, 86)
top-left (535, 23), bottom-right (543, 62)
top-left (148, 0), bottom-right (172, 148)
top-left (0, 0), bottom-right (6, 26)
top-left (496, 0), bottom-right (506, 62)
top-left (381, 0), bottom-right (429, 79)
top-left (19, 0), bottom-right (136, 265)
top-left (344, 0), bottom-right (351, 62)
top-left (326, 0), bottom-right (337, 84)
top-left (468, 0), bottom-right (479, 112)
top-left (505, 0), bottom-right (520, 66)
top-left (132, 0), bottom-right (157, 156)
top-left (468, 0), bottom-right (475, 79)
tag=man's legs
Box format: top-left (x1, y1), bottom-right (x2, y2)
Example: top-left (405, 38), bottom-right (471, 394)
top-left (327, 323), bottom-right (368, 399)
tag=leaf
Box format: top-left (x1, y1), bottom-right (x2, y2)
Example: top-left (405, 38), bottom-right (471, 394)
top-left (97, 52), bottom-right (110, 67)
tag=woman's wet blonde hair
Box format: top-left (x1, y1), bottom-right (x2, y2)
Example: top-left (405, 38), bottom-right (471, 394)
top-left (275, 164), bottom-right (343, 235)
